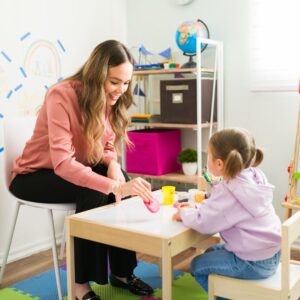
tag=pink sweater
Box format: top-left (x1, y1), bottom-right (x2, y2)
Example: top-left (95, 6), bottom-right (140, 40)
top-left (12, 80), bottom-right (118, 195)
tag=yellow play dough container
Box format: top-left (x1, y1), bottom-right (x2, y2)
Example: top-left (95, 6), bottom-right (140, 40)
top-left (162, 186), bottom-right (175, 205)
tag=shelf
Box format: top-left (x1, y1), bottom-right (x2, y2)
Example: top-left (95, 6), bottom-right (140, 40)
top-left (129, 122), bottom-right (218, 130)
top-left (128, 172), bottom-right (199, 185)
top-left (124, 39), bottom-right (224, 189)
top-left (133, 68), bottom-right (214, 76)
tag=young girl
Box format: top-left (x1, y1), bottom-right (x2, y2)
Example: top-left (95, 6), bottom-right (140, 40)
top-left (173, 128), bottom-right (281, 297)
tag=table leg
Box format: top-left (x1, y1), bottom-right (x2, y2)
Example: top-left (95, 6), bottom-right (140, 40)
top-left (162, 239), bottom-right (172, 300)
top-left (158, 257), bottom-right (174, 282)
top-left (66, 219), bottom-right (75, 300)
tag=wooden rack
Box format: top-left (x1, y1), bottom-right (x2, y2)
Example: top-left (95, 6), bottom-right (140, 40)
top-left (282, 82), bottom-right (300, 218)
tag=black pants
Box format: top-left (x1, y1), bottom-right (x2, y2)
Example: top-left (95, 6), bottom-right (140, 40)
top-left (9, 164), bottom-right (137, 284)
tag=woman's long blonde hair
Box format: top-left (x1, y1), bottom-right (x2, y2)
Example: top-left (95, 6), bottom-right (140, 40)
top-left (209, 128), bottom-right (263, 180)
top-left (66, 40), bottom-right (134, 165)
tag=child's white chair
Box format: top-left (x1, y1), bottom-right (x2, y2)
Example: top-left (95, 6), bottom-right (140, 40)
top-left (208, 211), bottom-right (300, 300)
top-left (0, 116), bottom-right (76, 300)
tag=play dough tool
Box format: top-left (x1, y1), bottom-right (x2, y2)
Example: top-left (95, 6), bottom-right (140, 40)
top-left (202, 169), bottom-right (212, 184)
top-left (143, 196), bottom-right (160, 213)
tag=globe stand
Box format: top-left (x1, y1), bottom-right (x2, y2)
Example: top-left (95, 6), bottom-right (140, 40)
top-left (181, 53), bottom-right (196, 69)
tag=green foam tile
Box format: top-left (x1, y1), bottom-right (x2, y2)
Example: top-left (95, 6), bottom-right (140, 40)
top-left (90, 282), bottom-right (141, 300)
top-left (63, 274), bottom-right (206, 300)
top-left (0, 288), bottom-right (39, 300)
top-left (153, 273), bottom-right (207, 300)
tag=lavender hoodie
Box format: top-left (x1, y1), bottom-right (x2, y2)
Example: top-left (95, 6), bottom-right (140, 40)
top-left (179, 167), bottom-right (281, 261)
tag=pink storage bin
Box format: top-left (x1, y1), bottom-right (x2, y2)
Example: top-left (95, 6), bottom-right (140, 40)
top-left (126, 129), bottom-right (181, 175)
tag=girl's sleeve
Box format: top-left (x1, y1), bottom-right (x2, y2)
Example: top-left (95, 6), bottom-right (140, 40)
top-left (179, 184), bottom-right (246, 234)
top-left (46, 87), bottom-right (114, 194)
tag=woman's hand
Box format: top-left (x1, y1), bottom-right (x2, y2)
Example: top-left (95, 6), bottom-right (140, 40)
top-left (112, 177), bottom-right (153, 203)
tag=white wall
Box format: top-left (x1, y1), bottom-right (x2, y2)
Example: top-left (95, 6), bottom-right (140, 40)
top-left (127, 0), bottom-right (299, 219)
top-left (0, 0), bottom-right (127, 263)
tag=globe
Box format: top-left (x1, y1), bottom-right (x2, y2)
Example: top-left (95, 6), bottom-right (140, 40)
top-left (175, 19), bottom-right (209, 68)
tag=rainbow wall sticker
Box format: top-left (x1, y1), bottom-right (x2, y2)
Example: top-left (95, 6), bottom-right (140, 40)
top-left (24, 39), bottom-right (62, 79)
top-left (0, 33), bottom-right (66, 154)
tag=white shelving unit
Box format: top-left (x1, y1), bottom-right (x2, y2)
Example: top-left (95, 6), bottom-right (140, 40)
top-left (196, 38), bottom-right (224, 184)
top-left (123, 38), bottom-right (224, 188)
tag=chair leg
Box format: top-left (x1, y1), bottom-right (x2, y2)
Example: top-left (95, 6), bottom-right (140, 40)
top-left (208, 275), bottom-right (217, 300)
top-left (0, 201), bottom-right (21, 284)
top-left (59, 210), bottom-right (73, 260)
top-left (47, 209), bottom-right (63, 300)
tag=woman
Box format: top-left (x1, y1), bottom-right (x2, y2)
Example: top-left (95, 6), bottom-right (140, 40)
top-left (10, 40), bottom-right (154, 300)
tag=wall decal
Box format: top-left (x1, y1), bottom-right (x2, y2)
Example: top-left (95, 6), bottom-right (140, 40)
top-left (20, 32), bottom-right (31, 41)
top-left (0, 33), bottom-right (67, 154)
top-left (1, 51), bottom-right (12, 63)
top-left (57, 40), bottom-right (66, 52)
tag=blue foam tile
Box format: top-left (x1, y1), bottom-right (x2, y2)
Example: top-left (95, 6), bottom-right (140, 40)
top-left (134, 261), bottom-right (183, 290)
top-left (11, 266), bottom-right (67, 299)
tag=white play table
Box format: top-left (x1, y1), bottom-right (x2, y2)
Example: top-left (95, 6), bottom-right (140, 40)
top-left (66, 191), bottom-right (210, 299)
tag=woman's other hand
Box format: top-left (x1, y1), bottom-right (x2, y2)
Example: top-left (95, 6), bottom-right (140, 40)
top-left (107, 160), bottom-right (125, 183)
top-left (107, 160), bottom-right (125, 203)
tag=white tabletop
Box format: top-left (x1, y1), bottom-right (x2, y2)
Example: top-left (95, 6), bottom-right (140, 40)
top-left (76, 190), bottom-right (189, 238)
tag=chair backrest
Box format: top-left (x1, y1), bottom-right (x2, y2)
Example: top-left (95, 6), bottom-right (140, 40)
top-left (281, 210), bottom-right (300, 295)
top-left (3, 116), bottom-right (37, 188)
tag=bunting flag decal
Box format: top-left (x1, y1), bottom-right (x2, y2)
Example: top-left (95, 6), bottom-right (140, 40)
top-left (139, 45), bottom-right (172, 59)
top-left (158, 48), bottom-right (172, 59)
top-left (139, 45), bottom-right (154, 56)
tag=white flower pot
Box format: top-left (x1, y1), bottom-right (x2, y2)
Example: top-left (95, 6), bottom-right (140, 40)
top-left (182, 162), bottom-right (197, 176)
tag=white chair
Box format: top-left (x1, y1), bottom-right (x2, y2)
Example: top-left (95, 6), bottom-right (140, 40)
top-left (0, 116), bottom-right (76, 300)
top-left (208, 211), bottom-right (300, 300)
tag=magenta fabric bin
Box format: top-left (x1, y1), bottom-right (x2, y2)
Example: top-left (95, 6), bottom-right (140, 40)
top-left (126, 129), bottom-right (181, 175)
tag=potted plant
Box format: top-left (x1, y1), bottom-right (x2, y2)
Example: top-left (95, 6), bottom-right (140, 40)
top-left (178, 148), bottom-right (198, 176)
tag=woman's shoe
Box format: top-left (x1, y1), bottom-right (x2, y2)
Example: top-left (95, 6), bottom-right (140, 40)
top-left (110, 273), bottom-right (154, 295)
top-left (75, 290), bottom-right (101, 300)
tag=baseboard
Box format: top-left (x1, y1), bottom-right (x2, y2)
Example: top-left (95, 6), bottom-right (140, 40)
top-left (0, 233), bottom-right (63, 265)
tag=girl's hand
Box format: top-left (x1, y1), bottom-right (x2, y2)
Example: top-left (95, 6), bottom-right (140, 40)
top-left (112, 177), bottom-right (153, 203)
top-left (173, 202), bottom-right (196, 209)
top-left (172, 202), bottom-right (196, 221)
top-left (172, 211), bottom-right (182, 222)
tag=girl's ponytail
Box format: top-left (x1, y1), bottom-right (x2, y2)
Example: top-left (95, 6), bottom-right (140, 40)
top-left (251, 148), bottom-right (264, 167)
top-left (224, 149), bottom-right (244, 180)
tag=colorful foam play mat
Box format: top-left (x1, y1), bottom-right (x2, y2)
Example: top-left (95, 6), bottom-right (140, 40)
top-left (0, 261), bottom-right (207, 299)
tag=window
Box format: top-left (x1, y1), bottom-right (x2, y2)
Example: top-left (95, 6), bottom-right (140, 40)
top-left (250, 0), bottom-right (300, 91)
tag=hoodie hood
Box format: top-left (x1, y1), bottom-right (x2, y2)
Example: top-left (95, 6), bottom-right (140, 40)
top-left (225, 168), bottom-right (275, 217)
